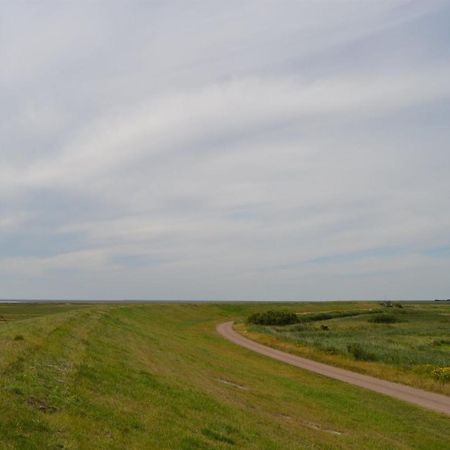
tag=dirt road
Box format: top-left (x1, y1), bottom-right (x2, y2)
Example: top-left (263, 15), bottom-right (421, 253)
top-left (217, 321), bottom-right (450, 415)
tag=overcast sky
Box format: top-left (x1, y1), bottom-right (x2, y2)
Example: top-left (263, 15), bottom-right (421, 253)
top-left (1, 1), bottom-right (450, 300)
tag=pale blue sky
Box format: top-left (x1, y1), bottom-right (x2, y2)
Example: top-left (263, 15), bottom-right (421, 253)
top-left (1, 1), bottom-right (450, 300)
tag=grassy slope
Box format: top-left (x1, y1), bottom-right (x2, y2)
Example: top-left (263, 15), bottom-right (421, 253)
top-left (0, 302), bottom-right (448, 450)
top-left (240, 302), bottom-right (450, 395)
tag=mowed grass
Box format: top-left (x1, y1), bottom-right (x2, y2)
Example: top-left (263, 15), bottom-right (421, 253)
top-left (0, 302), bottom-right (449, 449)
top-left (241, 302), bottom-right (450, 395)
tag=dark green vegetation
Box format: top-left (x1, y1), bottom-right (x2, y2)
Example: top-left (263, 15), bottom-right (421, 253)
top-left (296, 310), bottom-right (378, 323)
top-left (244, 302), bottom-right (450, 394)
top-left (368, 314), bottom-right (400, 324)
top-left (0, 301), bottom-right (449, 449)
top-left (247, 310), bottom-right (298, 325)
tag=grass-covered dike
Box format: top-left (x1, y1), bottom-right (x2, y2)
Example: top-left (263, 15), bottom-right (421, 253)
top-left (0, 301), bottom-right (449, 449)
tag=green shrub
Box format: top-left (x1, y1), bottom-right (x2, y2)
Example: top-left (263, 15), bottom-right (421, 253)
top-left (432, 339), bottom-right (450, 346)
top-left (322, 345), bottom-right (339, 355)
top-left (347, 343), bottom-right (377, 361)
top-left (368, 314), bottom-right (399, 324)
top-left (433, 367), bottom-right (450, 383)
top-left (414, 365), bottom-right (450, 382)
top-left (247, 310), bottom-right (298, 326)
top-left (297, 310), bottom-right (377, 323)
top-left (289, 324), bottom-right (307, 332)
top-left (14, 334), bottom-right (24, 341)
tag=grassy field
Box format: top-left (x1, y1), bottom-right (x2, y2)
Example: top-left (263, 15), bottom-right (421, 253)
top-left (241, 301), bottom-right (450, 395)
top-left (0, 301), bottom-right (449, 449)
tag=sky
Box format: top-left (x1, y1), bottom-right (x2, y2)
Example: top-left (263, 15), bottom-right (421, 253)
top-left (1, 1), bottom-right (450, 301)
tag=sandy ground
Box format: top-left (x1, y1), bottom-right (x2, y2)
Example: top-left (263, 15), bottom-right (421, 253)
top-left (217, 321), bottom-right (450, 416)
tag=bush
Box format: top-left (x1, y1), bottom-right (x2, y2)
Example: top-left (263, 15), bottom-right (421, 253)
top-left (307, 313), bottom-right (333, 321)
top-left (14, 334), bottom-right (24, 341)
top-left (414, 365), bottom-right (450, 383)
top-left (289, 324), bottom-right (307, 332)
top-left (368, 314), bottom-right (399, 324)
top-left (323, 346), bottom-right (339, 354)
top-left (432, 339), bottom-right (450, 346)
top-left (347, 343), bottom-right (377, 361)
top-left (433, 367), bottom-right (450, 383)
top-left (297, 310), bottom-right (376, 323)
top-left (247, 310), bottom-right (299, 326)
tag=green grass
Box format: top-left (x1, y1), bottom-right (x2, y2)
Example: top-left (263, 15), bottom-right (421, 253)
top-left (0, 301), bottom-right (449, 449)
top-left (242, 301), bottom-right (450, 395)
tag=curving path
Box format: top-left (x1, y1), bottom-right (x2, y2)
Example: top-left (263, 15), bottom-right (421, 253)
top-left (217, 321), bottom-right (450, 416)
